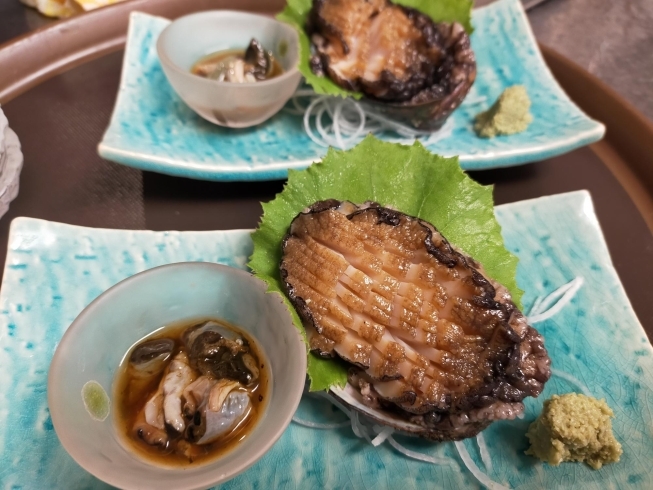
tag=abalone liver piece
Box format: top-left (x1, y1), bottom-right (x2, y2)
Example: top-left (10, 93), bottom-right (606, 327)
top-left (280, 201), bottom-right (551, 440)
top-left (307, 0), bottom-right (476, 130)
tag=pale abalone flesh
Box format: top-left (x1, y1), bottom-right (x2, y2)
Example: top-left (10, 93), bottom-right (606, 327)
top-left (307, 0), bottom-right (476, 130)
top-left (280, 201), bottom-right (551, 440)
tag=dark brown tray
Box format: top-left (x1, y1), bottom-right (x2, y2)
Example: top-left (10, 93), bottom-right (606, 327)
top-left (0, 0), bottom-right (651, 339)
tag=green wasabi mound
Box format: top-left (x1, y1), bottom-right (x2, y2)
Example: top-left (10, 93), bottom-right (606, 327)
top-left (474, 85), bottom-right (532, 138)
top-left (525, 393), bottom-right (622, 469)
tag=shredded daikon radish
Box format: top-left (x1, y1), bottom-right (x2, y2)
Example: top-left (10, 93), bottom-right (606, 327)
top-left (387, 436), bottom-right (456, 466)
top-left (370, 426), bottom-right (394, 447)
top-left (350, 411), bottom-right (368, 440)
top-left (455, 441), bottom-right (511, 490)
top-left (295, 390), bottom-right (519, 487)
top-left (291, 416), bottom-right (350, 430)
top-left (462, 95), bottom-right (488, 106)
top-left (295, 391), bottom-right (455, 465)
top-left (528, 277), bottom-right (584, 323)
top-left (287, 89), bottom-right (456, 150)
top-left (551, 369), bottom-right (592, 397)
top-left (526, 279), bottom-right (593, 418)
top-left (476, 432), bottom-right (493, 472)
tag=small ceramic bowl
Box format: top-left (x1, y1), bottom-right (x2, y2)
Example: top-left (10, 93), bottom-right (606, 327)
top-left (156, 11), bottom-right (301, 128)
top-left (48, 262), bottom-right (306, 490)
top-left (0, 107), bottom-right (23, 220)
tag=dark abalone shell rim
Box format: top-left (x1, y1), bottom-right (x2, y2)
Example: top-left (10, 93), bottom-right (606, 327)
top-left (328, 383), bottom-right (493, 442)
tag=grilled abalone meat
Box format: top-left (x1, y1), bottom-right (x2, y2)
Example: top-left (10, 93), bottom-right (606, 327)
top-left (307, 0), bottom-right (476, 130)
top-left (280, 200), bottom-right (551, 440)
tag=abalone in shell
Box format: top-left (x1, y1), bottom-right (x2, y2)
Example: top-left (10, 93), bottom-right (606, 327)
top-left (307, 0), bottom-right (476, 130)
top-left (280, 201), bottom-right (551, 441)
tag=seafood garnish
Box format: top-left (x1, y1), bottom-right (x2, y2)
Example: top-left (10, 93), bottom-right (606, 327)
top-left (126, 338), bottom-right (174, 405)
top-left (182, 375), bottom-right (214, 417)
top-left (244, 39), bottom-right (275, 81)
top-left (184, 321), bottom-right (259, 385)
top-left (162, 352), bottom-right (195, 433)
top-left (133, 409), bottom-right (169, 448)
top-left (129, 338), bottom-right (174, 377)
top-left (179, 375), bottom-right (251, 445)
top-left (191, 38), bottom-right (283, 83)
top-left (285, 89), bottom-right (458, 151)
top-left (134, 351), bottom-right (194, 437)
top-left (144, 392), bottom-right (165, 430)
top-left (281, 200), bottom-right (551, 440)
top-left (195, 391), bottom-right (251, 445)
top-left (128, 322), bottom-right (259, 457)
top-left (208, 379), bottom-right (242, 412)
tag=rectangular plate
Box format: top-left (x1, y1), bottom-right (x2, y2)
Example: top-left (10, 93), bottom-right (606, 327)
top-left (98, 0), bottom-right (605, 181)
top-left (0, 191), bottom-right (651, 488)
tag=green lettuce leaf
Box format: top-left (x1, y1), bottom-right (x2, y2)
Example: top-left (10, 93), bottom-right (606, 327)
top-left (276, 0), bottom-right (473, 98)
top-left (396, 0), bottom-right (473, 33)
top-left (248, 135), bottom-right (522, 391)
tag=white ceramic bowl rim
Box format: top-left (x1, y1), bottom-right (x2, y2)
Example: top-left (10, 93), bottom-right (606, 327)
top-left (0, 107), bottom-right (8, 153)
top-left (156, 10), bottom-right (301, 89)
top-left (48, 262), bottom-right (307, 490)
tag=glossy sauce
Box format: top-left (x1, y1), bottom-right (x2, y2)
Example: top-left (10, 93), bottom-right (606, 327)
top-left (114, 318), bottom-right (269, 467)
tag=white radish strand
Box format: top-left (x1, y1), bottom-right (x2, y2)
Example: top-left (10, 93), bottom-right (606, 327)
top-left (287, 89), bottom-right (319, 115)
top-left (303, 96), bottom-right (331, 147)
top-left (551, 369), bottom-right (592, 397)
top-left (387, 436), bottom-right (456, 466)
top-left (529, 295), bottom-right (545, 318)
top-left (287, 89), bottom-right (456, 150)
top-left (291, 417), bottom-right (350, 430)
top-left (528, 277), bottom-right (584, 323)
top-left (296, 391), bottom-right (455, 465)
top-left (476, 432), bottom-right (493, 472)
top-left (455, 441), bottom-right (511, 490)
top-left (461, 95), bottom-right (487, 106)
top-left (370, 426), bottom-right (394, 447)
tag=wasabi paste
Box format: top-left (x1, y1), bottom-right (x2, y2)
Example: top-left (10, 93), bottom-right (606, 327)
top-left (474, 85), bottom-right (532, 138)
top-left (525, 393), bottom-right (622, 469)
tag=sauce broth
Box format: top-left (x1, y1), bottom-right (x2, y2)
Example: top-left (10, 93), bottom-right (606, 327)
top-left (114, 318), bottom-right (269, 467)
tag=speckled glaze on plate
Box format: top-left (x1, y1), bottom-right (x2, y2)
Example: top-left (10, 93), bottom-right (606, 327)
top-left (98, 0), bottom-right (605, 181)
top-left (0, 191), bottom-right (651, 488)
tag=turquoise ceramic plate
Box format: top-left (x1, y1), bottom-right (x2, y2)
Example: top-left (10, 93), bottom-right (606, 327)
top-left (1, 191), bottom-right (651, 488)
top-left (98, 0), bottom-right (605, 182)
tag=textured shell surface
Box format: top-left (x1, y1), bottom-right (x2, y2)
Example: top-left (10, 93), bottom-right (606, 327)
top-left (307, 0), bottom-right (476, 129)
top-left (280, 200), bottom-right (551, 440)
